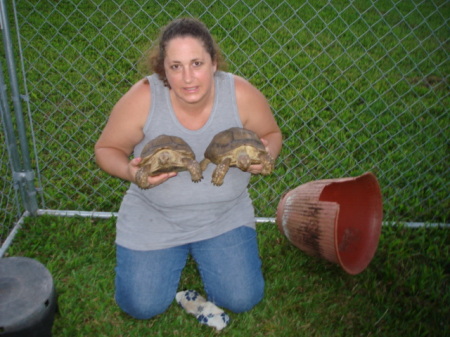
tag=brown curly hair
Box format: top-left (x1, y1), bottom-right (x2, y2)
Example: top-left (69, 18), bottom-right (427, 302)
top-left (144, 18), bottom-right (227, 87)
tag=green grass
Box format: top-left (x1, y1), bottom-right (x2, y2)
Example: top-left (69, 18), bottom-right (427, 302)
top-left (6, 215), bottom-right (449, 336)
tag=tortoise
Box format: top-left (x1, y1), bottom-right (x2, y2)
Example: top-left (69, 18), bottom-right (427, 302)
top-left (200, 127), bottom-right (274, 186)
top-left (135, 134), bottom-right (202, 189)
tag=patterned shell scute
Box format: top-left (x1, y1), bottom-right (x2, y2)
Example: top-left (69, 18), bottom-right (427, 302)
top-left (204, 127), bottom-right (266, 161)
top-left (140, 135), bottom-right (194, 160)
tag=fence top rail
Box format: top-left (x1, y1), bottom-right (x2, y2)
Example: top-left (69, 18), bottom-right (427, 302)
top-left (35, 209), bottom-right (450, 228)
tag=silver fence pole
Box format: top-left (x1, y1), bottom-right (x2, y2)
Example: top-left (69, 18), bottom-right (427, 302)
top-left (0, 0), bottom-right (38, 214)
top-left (0, 60), bottom-right (23, 208)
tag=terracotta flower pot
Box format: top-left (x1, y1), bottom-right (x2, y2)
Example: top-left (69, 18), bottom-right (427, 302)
top-left (276, 172), bottom-right (383, 275)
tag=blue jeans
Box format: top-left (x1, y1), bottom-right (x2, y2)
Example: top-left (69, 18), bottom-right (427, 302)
top-left (115, 226), bottom-right (264, 319)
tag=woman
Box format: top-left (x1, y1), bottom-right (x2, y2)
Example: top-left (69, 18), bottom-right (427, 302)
top-left (95, 17), bottom-right (282, 320)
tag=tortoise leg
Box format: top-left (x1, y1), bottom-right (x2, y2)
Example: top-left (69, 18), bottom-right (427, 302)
top-left (184, 158), bottom-right (203, 182)
top-left (212, 158), bottom-right (231, 186)
top-left (260, 152), bottom-right (275, 175)
top-left (135, 166), bottom-right (151, 189)
top-left (199, 158), bottom-right (211, 172)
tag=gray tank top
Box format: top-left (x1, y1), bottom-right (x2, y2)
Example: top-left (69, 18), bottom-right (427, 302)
top-left (116, 71), bottom-right (255, 250)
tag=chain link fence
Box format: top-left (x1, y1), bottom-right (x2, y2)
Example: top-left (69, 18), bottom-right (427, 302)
top-left (1, 0), bottom-right (449, 249)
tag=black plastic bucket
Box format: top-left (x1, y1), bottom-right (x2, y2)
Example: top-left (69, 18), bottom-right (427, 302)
top-left (0, 257), bottom-right (57, 337)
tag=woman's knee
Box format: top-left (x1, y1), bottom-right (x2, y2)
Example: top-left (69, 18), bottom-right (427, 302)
top-left (214, 278), bottom-right (265, 313)
top-left (193, 226), bottom-right (265, 312)
top-left (115, 291), bottom-right (172, 319)
top-left (114, 244), bottom-right (188, 319)
top-left (114, 264), bottom-right (178, 319)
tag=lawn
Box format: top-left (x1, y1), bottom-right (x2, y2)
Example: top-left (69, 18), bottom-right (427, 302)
top-left (6, 216), bottom-right (449, 336)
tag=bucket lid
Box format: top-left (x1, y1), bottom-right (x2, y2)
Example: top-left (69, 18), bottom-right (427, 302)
top-left (0, 257), bottom-right (55, 331)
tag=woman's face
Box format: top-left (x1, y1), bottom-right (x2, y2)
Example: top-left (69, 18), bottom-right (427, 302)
top-left (164, 36), bottom-right (217, 106)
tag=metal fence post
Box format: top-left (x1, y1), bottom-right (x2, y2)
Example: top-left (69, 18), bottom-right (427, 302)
top-left (0, 0), bottom-right (38, 215)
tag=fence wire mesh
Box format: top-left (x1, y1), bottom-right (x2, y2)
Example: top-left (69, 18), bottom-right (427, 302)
top-left (1, 0), bottom-right (449, 245)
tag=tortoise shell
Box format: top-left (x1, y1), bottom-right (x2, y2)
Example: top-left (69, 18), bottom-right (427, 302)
top-left (135, 134), bottom-right (202, 189)
top-left (200, 127), bottom-right (274, 186)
